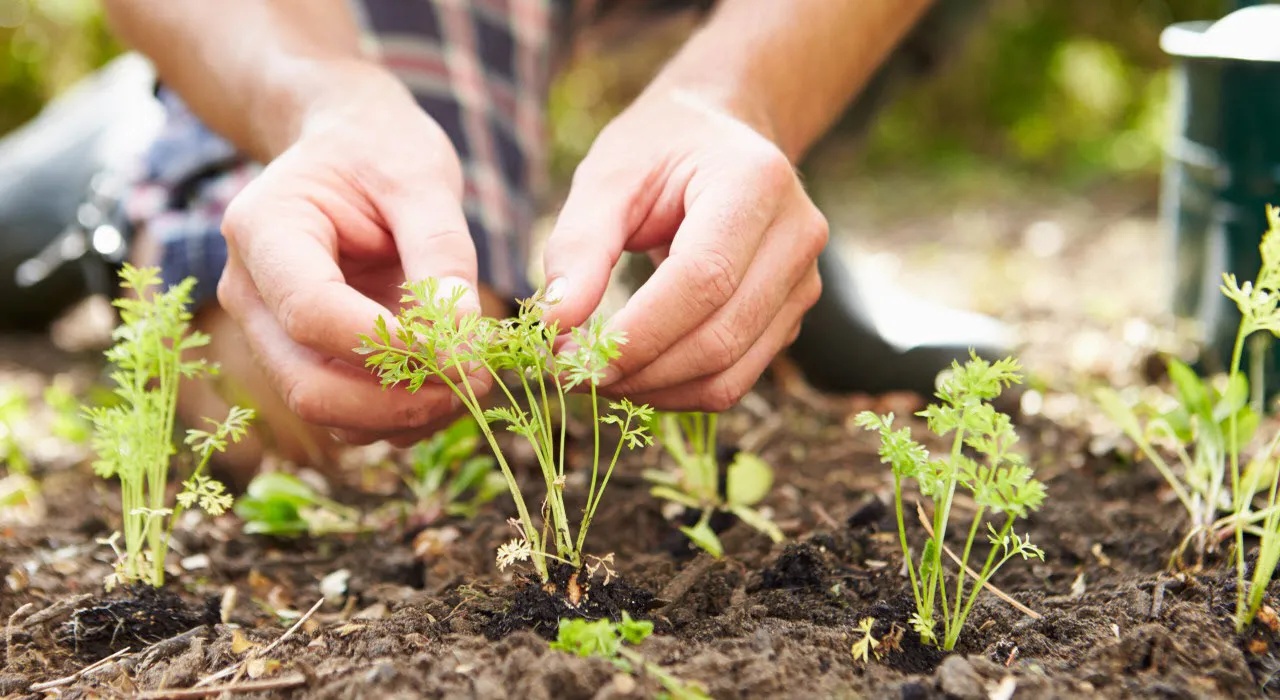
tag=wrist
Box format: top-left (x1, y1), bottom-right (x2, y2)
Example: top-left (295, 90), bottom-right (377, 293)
top-left (644, 22), bottom-right (788, 159)
top-left (251, 57), bottom-right (413, 158)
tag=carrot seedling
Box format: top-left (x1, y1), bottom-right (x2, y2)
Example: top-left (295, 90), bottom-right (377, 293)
top-left (402, 416), bottom-right (507, 521)
top-left (1100, 205), bottom-right (1280, 631)
top-left (87, 264), bottom-right (254, 589)
top-left (359, 279), bottom-right (653, 584)
top-left (644, 411), bottom-right (782, 557)
top-left (550, 612), bottom-right (709, 699)
top-left (234, 472), bottom-right (366, 536)
top-left (856, 353), bottom-right (1044, 650)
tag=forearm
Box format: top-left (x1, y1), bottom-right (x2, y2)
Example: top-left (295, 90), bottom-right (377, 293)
top-left (649, 0), bottom-right (934, 162)
top-left (103, 0), bottom-right (397, 161)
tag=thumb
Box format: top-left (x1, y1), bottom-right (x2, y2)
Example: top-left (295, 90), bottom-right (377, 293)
top-left (383, 186), bottom-right (482, 317)
top-left (540, 171), bottom-right (637, 329)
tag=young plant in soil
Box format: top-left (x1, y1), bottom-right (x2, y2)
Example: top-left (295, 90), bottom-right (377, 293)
top-left (1217, 205), bottom-right (1280, 630)
top-left (1095, 358), bottom-right (1259, 567)
top-left (86, 264), bottom-right (254, 589)
top-left (550, 612), bottom-right (710, 699)
top-left (398, 415), bottom-right (507, 523)
top-left (0, 386), bottom-right (40, 519)
top-left (1099, 205), bottom-right (1280, 631)
top-left (234, 472), bottom-right (367, 537)
top-left (643, 411), bottom-right (782, 557)
top-left (359, 279), bottom-right (653, 591)
top-left (856, 353), bottom-right (1045, 650)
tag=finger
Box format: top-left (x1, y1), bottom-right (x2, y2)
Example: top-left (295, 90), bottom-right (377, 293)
top-left (222, 181), bottom-right (398, 365)
top-left (541, 158), bottom-right (678, 330)
top-left (610, 262), bottom-right (822, 395)
top-left (597, 174), bottom-right (781, 385)
top-left (218, 259), bottom-right (478, 432)
top-left (618, 310), bottom-right (805, 413)
top-left (379, 184), bottom-right (482, 317)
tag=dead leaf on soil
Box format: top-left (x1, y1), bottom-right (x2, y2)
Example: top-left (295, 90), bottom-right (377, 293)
top-left (247, 658), bottom-right (281, 679)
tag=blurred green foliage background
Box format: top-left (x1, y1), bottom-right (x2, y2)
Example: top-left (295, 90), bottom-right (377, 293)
top-left (0, 0), bottom-right (1238, 185)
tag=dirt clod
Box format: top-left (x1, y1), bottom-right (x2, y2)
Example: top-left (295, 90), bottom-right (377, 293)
top-left (482, 563), bottom-right (657, 640)
top-left (759, 543), bottom-right (827, 590)
top-left (57, 586), bottom-right (220, 661)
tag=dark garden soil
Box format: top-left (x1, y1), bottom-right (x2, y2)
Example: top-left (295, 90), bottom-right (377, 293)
top-left (3, 186), bottom-right (1276, 698)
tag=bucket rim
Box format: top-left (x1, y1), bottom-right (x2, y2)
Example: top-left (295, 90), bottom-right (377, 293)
top-left (1161, 18), bottom-right (1280, 63)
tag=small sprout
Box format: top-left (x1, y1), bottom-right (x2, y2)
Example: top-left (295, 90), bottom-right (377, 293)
top-left (86, 265), bottom-right (253, 588)
top-left (410, 417), bottom-right (506, 519)
top-left (851, 617), bottom-right (880, 664)
top-left (644, 412), bottom-right (783, 558)
top-left (0, 386), bottom-right (30, 474)
top-left (234, 472), bottom-right (365, 537)
top-left (550, 613), bottom-right (708, 699)
top-left (44, 377), bottom-right (91, 444)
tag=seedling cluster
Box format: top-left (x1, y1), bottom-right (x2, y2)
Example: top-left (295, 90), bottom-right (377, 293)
top-left (86, 265), bottom-right (254, 589)
top-left (857, 353), bottom-right (1045, 650)
top-left (359, 279), bottom-right (653, 583)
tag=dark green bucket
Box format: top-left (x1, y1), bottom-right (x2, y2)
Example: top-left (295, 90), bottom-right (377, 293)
top-left (1161, 6), bottom-right (1280, 379)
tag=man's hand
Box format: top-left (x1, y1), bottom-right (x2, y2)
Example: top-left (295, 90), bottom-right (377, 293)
top-left (541, 88), bottom-right (827, 411)
top-left (217, 66), bottom-right (485, 446)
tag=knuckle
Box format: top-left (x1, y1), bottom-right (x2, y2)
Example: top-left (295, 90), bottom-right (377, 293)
top-left (802, 273), bottom-right (823, 310)
top-left (215, 274), bottom-right (236, 311)
top-left (700, 321), bottom-right (745, 370)
top-left (282, 378), bottom-right (326, 425)
top-left (701, 376), bottom-right (745, 413)
top-left (389, 400), bottom-right (436, 432)
top-left (752, 147), bottom-right (797, 193)
top-left (805, 209), bottom-right (830, 256)
top-left (684, 249), bottom-right (738, 313)
top-left (276, 287), bottom-right (318, 347)
top-left (220, 188), bottom-right (260, 247)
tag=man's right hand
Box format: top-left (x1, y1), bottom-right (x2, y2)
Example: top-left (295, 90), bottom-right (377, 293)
top-left (216, 64), bottom-right (485, 448)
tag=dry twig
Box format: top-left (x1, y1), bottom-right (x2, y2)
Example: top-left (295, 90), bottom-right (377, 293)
top-left (193, 597), bottom-right (324, 688)
top-left (28, 646), bottom-right (131, 692)
top-left (915, 504), bottom-right (1042, 620)
top-left (23, 594), bottom-right (94, 628)
top-left (137, 672), bottom-right (307, 698)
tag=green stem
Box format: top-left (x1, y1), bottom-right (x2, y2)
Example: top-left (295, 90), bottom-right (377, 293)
top-left (893, 475), bottom-right (925, 613)
top-left (578, 407), bottom-right (629, 554)
top-left (950, 505), bottom-right (987, 637)
top-left (446, 361), bottom-right (546, 580)
top-left (1229, 325), bottom-right (1250, 630)
top-left (519, 370), bottom-right (574, 562)
top-left (945, 516), bottom-right (1016, 650)
top-left (577, 385), bottom-right (602, 553)
top-left (927, 417), bottom-right (968, 640)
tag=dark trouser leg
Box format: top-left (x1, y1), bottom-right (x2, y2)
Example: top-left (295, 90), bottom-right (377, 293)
top-left (786, 0), bottom-right (1011, 396)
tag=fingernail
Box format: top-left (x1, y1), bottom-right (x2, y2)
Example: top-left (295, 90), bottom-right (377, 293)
top-left (598, 366), bottom-right (622, 388)
top-left (435, 276), bottom-right (479, 311)
top-left (543, 278), bottom-right (567, 306)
